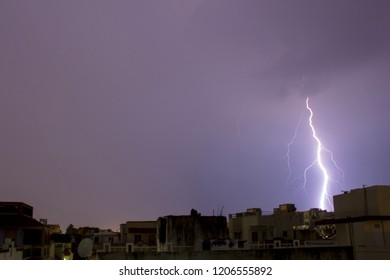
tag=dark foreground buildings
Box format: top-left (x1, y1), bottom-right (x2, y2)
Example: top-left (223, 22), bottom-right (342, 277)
top-left (2, 185), bottom-right (390, 260)
top-left (0, 202), bottom-right (51, 259)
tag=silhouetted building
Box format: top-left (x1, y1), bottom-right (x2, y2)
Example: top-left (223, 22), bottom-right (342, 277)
top-left (294, 208), bottom-right (335, 241)
top-left (92, 230), bottom-right (121, 255)
top-left (47, 224), bottom-right (61, 235)
top-left (93, 230), bottom-right (120, 244)
top-left (0, 202), bottom-right (52, 259)
top-left (77, 226), bottom-right (100, 238)
top-left (120, 221), bottom-right (156, 244)
top-left (229, 204), bottom-right (333, 249)
top-left (229, 205), bottom-right (301, 248)
top-left (157, 210), bottom-right (227, 252)
top-left (94, 221), bottom-right (158, 258)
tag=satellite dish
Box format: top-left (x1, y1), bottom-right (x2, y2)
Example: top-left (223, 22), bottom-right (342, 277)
top-left (77, 238), bottom-right (94, 259)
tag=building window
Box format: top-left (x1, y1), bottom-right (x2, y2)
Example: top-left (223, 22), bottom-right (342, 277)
top-left (252, 232), bottom-right (258, 242)
top-left (234, 232), bottom-right (241, 239)
top-left (283, 231), bottom-right (288, 238)
top-left (135, 234), bottom-right (141, 243)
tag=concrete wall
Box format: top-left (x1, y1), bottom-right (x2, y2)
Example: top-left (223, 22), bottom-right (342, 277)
top-left (333, 186), bottom-right (390, 260)
top-left (241, 214), bottom-right (260, 242)
top-left (270, 212), bottom-right (303, 239)
top-left (337, 221), bottom-right (390, 247)
top-left (98, 246), bottom-right (353, 260)
top-left (334, 185), bottom-right (390, 218)
top-left (0, 248), bottom-right (23, 260)
top-left (93, 231), bottom-right (120, 244)
top-left (355, 247), bottom-right (390, 260)
top-left (120, 221), bottom-right (156, 245)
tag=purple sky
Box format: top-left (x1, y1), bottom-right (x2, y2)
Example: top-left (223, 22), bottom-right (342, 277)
top-left (1, 0), bottom-right (390, 231)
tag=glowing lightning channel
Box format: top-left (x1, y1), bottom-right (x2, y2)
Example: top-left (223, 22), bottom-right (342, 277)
top-left (305, 97), bottom-right (330, 210)
top-left (284, 111), bottom-right (304, 190)
top-left (285, 97), bottom-right (344, 211)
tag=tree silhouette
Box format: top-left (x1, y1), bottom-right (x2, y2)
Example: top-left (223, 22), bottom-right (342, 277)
top-left (66, 224), bottom-right (75, 235)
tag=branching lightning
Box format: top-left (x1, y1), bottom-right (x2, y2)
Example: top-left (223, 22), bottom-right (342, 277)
top-left (284, 111), bottom-right (304, 190)
top-left (285, 97), bottom-right (344, 211)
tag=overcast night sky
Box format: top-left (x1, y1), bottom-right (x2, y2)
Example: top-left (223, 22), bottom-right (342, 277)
top-left (1, 0), bottom-right (390, 231)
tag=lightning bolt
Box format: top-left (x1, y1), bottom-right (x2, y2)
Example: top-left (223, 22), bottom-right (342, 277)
top-left (306, 97), bottom-right (331, 209)
top-left (285, 97), bottom-right (344, 211)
